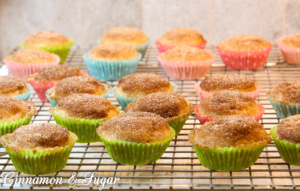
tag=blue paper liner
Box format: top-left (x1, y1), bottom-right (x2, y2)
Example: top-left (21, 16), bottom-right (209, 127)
top-left (267, 95), bottom-right (300, 119)
top-left (12, 84), bottom-right (31, 101)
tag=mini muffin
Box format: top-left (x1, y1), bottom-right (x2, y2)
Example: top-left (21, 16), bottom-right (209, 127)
top-left (194, 90), bottom-right (264, 124)
top-left (217, 34), bottom-right (272, 70)
top-left (19, 30), bottom-right (74, 63)
top-left (0, 123), bottom-right (78, 174)
top-left (195, 74), bottom-right (261, 100)
top-left (0, 97), bottom-right (36, 137)
top-left (99, 27), bottom-right (149, 56)
top-left (27, 65), bottom-right (87, 102)
top-left (189, 115), bottom-right (271, 171)
top-left (158, 46), bottom-right (215, 80)
top-left (3, 49), bottom-right (60, 79)
top-left (50, 94), bottom-right (119, 143)
top-left (0, 76), bottom-right (30, 101)
top-left (267, 81), bottom-right (300, 118)
top-left (96, 112), bottom-right (175, 165)
top-left (83, 43), bottom-right (141, 81)
top-left (155, 28), bottom-right (207, 53)
top-left (46, 76), bottom-right (110, 107)
top-left (271, 115), bottom-right (300, 165)
top-left (112, 73), bottom-right (177, 109)
top-left (277, 34), bottom-right (300, 65)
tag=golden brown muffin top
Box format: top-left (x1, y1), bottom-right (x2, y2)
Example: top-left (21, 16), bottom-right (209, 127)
top-left (159, 46), bottom-right (212, 62)
top-left (126, 92), bottom-right (193, 121)
top-left (199, 90), bottom-right (260, 117)
top-left (200, 74), bottom-right (257, 92)
top-left (116, 73), bottom-right (173, 97)
top-left (100, 27), bottom-right (148, 46)
top-left (277, 115), bottom-right (300, 143)
top-left (89, 43), bottom-right (138, 61)
top-left (96, 112), bottom-right (172, 143)
top-left (23, 30), bottom-right (70, 46)
top-left (281, 33), bottom-right (300, 48)
top-left (219, 34), bottom-right (270, 51)
top-left (49, 76), bottom-right (107, 100)
top-left (5, 49), bottom-right (57, 64)
top-left (33, 65), bottom-right (83, 81)
top-left (0, 97), bottom-right (36, 122)
top-left (267, 81), bottom-right (300, 105)
top-left (159, 28), bottom-right (206, 46)
top-left (0, 76), bottom-right (29, 95)
top-left (189, 115), bottom-right (271, 148)
top-left (51, 94), bottom-right (118, 120)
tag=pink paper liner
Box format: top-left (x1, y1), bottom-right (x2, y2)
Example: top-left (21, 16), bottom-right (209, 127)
top-left (194, 81), bottom-right (261, 100)
top-left (277, 36), bottom-right (300, 65)
top-left (28, 71), bottom-right (89, 102)
top-left (157, 51), bottom-right (215, 80)
top-left (155, 40), bottom-right (207, 53)
top-left (217, 44), bottom-right (273, 70)
top-left (2, 54), bottom-right (60, 80)
top-left (194, 103), bottom-right (265, 125)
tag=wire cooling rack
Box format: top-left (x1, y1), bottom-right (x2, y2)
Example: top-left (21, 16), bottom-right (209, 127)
top-left (1, 46), bottom-right (300, 190)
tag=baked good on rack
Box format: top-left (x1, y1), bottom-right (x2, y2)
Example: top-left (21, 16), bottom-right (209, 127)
top-left (281, 33), bottom-right (300, 48)
top-left (0, 76), bottom-right (29, 97)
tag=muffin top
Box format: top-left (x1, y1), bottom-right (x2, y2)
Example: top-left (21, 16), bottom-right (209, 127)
top-left (159, 46), bottom-right (212, 62)
top-left (219, 34), bottom-right (270, 51)
top-left (116, 73), bottom-right (173, 98)
top-left (200, 74), bottom-right (257, 92)
top-left (0, 76), bottom-right (29, 96)
top-left (32, 65), bottom-right (84, 81)
top-left (50, 94), bottom-right (118, 119)
top-left (23, 30), bottom-right (70, 46)
top-left (277, 115), bottom-right (300, 143)
top-left (100, 27), bottom-right (148, 46)
top-left (5, 49), bottom-right (58, 64)
top-left (89, 43), bottom-right (138, 61)
top-left (0, 97), bottom-right (36, 122)
top-left (198, 90), bottom-right (260, 117)
top-left (189, 115), bottom-right (271, 148)
top-left (281, 33), bottom-right (300, 48)
top-left (0, 123), bottom-right (77, 150)
top-left (49, 76), bottom-right (107, 100)
top-left (126, 92), bottom-right (193, 121)
top-left (267, 81), bottom-right (300, 105)
top-left (159, 28), bottom-right (206, 46)
top-left (96, 112), bottom-right (172, 143)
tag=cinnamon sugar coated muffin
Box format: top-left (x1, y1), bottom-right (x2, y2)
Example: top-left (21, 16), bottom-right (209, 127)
top-left (281, 33), bottom-right (300, 48)
top-left (277, 115), bottom-right (300, 143)
top-left (23, 30), bottom-right (71, 46)
top-left (5, 49), bottom-right (57, 64)
top-left (0, 76), bottom-right (28, 96)
top-left (267, 81), bottom-right (300, 105)
top-left (159, 46), bottom-right (212, 61)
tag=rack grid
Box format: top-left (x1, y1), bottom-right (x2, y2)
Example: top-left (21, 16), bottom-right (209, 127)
top-left (1, 46), bottom-right (300, 190)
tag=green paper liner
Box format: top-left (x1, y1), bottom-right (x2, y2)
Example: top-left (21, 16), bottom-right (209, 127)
top-left (192, 145), bottom-right (266, 171)
top-left (271, 126), bottom-right (300, 166)
top-left (167, 113), bottom-right (192, 135)
top-left (0, 116), bottom-right (33, 138)
top-left (267, 95), bottom-right (300, 119)
top-left (99, 128), bottom-right (175, 165)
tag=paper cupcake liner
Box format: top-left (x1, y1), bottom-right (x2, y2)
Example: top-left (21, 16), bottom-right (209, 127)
top-left (217, 44), bottom-right (272, 70)
top-left (112, 82), bottom-right (178, 110)
top-left (158, 51), bottom-right (215, 80)
top-left (19, 39), bottom-right (74, 64)
top-left (271, 126), bottom-right (300, 166)
top-left (155, 40), bottom-right (207, 53)
top-left (11, 84), bottom-right (32, 101)
top-left (277, 36), bottom-right (300, 65)
top-left (192, 144), bottom-right (266, 171)
top-left (99, 128), bottom-right (175, 165)
top-left (194, 103), bottom-right (265, 125)
top-left (267, 95), bottom-right (300, 119)
top-left (0, 116), bottom-right (33, 138)
top-left (83, 53), bottom-right (142, 81)
top-left (135, 40), bottom-right (150, 57)
top-left (167, 113), bottom-right (192, 135)
top-left (194, 81), bottom-right (261, 100)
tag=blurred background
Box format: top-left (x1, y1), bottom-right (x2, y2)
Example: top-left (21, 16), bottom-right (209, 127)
top-left (0, 0), bottom-right (298, 60)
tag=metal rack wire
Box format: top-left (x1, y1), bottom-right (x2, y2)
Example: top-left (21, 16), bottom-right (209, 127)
top-left (1, 45), bottom-right (300, 190)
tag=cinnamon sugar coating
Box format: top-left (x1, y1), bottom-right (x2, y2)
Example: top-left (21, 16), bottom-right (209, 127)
top-left (267, 81), bottom-right (300, 104)
top-left (277, 115), bottom-right (300, 143)
top-left (219, 34), bottom-right (270, 51)
top-left (200, 74), bottom-right (257, 92)
top-left (116, 73), bottom-right (173, 98)
top-left (100, 27), bottom-right (148, 46)
top-left (89, 43), bottom-right (138, 61)
top-left (159, 28), bottom-right (206, 46)
top-left (23, 30), bottom-right (70, 46)
top-left (96, 112), bottom-right (172, 143)
top-left (50, 94), bottom-right (118, 119)
top-left (281, 33), bottom-right (300, 48)
top-left (33, 65), bottom-right (84, 81)
top-left (0, 76), bottom-right (29, 96)
top-left (126, 92), bottom-right (193, 121)
top-left (189, 115), bottom-right (271, 148)
top-left (198, 90), bottom-right (260, 117)
top-left (49, 76), bottom-right (107, 100)
top-left (5, 49), bottom-right (57, 64)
